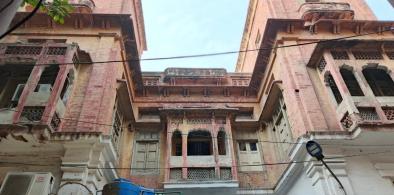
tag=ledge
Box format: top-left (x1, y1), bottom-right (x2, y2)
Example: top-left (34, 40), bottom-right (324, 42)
top-left (299, 2), bottom-right (354, 24)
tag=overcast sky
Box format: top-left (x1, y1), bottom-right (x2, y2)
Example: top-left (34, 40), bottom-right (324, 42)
top-left (140, 0), bottom-right (394, 72)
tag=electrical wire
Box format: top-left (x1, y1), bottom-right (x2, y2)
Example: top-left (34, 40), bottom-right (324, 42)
top-left (0, 0), bottom-right (14, 13)
top-left (0, 150), bottom-right (392, 170)
top-left (5, 107), bottom-right (394, 148)
top-left (0, 0), bottom-right (43, 40)
top-left (5, 27), bottom-right (393, 67)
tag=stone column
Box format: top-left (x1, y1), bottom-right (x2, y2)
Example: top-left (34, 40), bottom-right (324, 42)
top-left (13, 64), bottom-right (45, 122)
top-left (226, 114), bottom-right (238, 180)
top-left (41, 65), bottom-right (72, 126)
top-left (58, 141), bottom-right (111, 195)
top-left (182, 133), bottom-right (188, 180)
top-left (59, 143), bottom-right (93, 195)
top-left (212, 116), bottom-right (220, 179)
top-left (306, 156), bottom-right (355, 195)
top-left (165, 121), bottom-right (172, 182)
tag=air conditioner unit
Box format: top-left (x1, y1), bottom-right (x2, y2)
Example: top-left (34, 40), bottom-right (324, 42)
top-left (36, 84), bottom-right (52, 92)
top-left (0, 172), bottom-right (54, 195)
top-left (11, 84), bottom-right (26, 102)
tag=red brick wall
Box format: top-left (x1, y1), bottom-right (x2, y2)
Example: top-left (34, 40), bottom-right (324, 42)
top-left (237, 0), bottom-right (376, 73)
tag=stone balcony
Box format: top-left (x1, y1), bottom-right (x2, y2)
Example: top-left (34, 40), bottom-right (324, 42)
top-left (299, 2), bottom-right (354, 25)
top-left (0, 88), bottom-right (66, 131)
top-left (69, 0), bottom-right (95, 13)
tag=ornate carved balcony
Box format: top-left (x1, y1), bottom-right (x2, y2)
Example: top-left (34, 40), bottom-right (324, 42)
top-left (299, 2), bottom-right (354, 25)
top-left (164, 68), bottom-right (227, 78)
top-left (69, 0), bottom-right (95, 13)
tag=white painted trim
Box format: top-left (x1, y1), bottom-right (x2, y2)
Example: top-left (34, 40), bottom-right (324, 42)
top-left (237, 189), bottom-right (274, 194)
top-left (164, 182), bottom-right (239, 189)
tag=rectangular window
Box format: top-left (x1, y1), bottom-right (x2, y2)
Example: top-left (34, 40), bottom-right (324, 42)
top-left (111, 99), bottom-right (123, 154)
top-left (238, 142), bottom-right (247, 151)
top-left (271, 97), bottom-right (293, 162)
top-left (250, 142), bottom-right (257, 151)
top-left (237, 140), bottom-right (263, 171)
top-left (132, 131), bottom-right (160, 175)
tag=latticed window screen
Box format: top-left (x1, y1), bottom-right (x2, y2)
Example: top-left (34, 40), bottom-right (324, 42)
top-left (111, 100), bottom-right (123, 154)
top-left (317, 57), bottom-right (327, 72)
top-left (352, 51), bottom-right (383, 60)
top-left (386, 52), bottom-right (394, 60)
top-left (383, 107), bottom-right (394, 120)
top-left (358, 107), bottom-right (380, 121)
top-left (50, 112), bottom-right (61, 131)
top-left (220, 168), bottom-right (232, 180)
top-left (340, 68), bottom-right (364, 96)
top-left (5, 46), bottom-right (42, 55)
top-left (21, 106), bottom-right (45, 121)
top-left (170, 168), bottom-right (182, 180)
top-left (326, 74), bottom-right (343, 104)
top-left (341, 112), bottom-right (353, 129)
top-left (362, 68), bottom-right (394, 96)
top-left (47, 47), bottom-right (67, 55)
top-left (187, 168), bottom-right (215, 180)
top-left (331, 51), bottom-right (349, 60)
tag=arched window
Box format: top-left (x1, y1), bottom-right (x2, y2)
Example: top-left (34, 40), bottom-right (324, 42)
top-left (362, 68), bottom-right (394, 96)
top-left (187, 130), bottom-right (212, 156)
top-left (217, 131), bottom-right (226, 155)
top-left (172, 131), bottom-right (182, 156)
top-left (340, 68), bottom-right (364, 96)
top-left (326, 74), bottom-right (343, 104)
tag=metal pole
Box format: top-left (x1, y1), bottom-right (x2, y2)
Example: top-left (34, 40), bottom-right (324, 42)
top-left (321, 160), bottom-right (347, 195)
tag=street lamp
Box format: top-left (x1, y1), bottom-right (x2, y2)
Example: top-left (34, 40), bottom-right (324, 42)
top-left (306, 140), bottom-right (347, 195)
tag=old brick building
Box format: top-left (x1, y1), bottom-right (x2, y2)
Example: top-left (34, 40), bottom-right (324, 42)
top-left (1, 0), bottom-right (394, 195)
top-left (0, 0), bottom-right (145, 194)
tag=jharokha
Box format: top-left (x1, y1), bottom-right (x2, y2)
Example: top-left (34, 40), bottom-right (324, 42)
top-left (0, 0), bottom-right (394, 195)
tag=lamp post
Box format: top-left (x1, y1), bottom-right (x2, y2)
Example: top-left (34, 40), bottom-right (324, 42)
top-left (306, 140), bottom-right (347, 195)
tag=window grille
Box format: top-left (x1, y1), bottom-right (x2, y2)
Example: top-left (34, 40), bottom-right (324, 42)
top-left (170, 168), bottom-right (182, 180)
top-left (358, 107), bottom-right (380, 121)
top-left (111, 111), bottom-right (122, 153)
top-left (111, 100), bottom-right (123, 154)
top-left (187, 168), bottom-right (215, 180)
top-left (21, 106), bottom-right (45, 121)
top-left (383, 107), bottom-right (394, 120)
top-left (5, 46), bottom-right (42, 55)
top-left (72, 54), bottom-right (79, 65)
top-left (47, 47), bottom-right (67, 55)
top-left (145, 79), bottom-right (159, 86)
top-left (186, 118), bottom-right (211, 124)
top-left (352, 51), bottom-right (383, 60)
top-left (220, 168), bottom-right (232, 180)
top-left (50, 112), bottom-right (61, 131)
top-left (362, 68), bottom-right (394, 96)
top-left (386, 52), bottom-right (394, 60)
top-left (340, 68), bottom-right (364, 96)
top-left (326, 74), bottom-right (343, 104)
top-left (232, 79), bottom-right (249, 86)
top-left (331, 51), bottom-right (349, 60)
top-left (340, 112), bottom-right (353, 129)
top-left (317, 57), bottom-right (327, 72)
